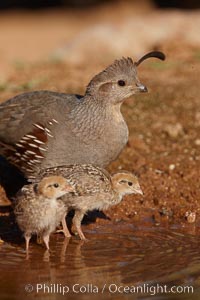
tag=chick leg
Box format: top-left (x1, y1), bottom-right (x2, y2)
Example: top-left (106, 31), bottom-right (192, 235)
top-left (24, 233), bottom-right (31, 251)
top-left (61, 215), bottom-right (71, 238)
top-left (43, 234), bottom-right (50, 250)
top-left (72, 210), bottom-right (86, 240)
top-left (56, 212), bottom-right (71, 238)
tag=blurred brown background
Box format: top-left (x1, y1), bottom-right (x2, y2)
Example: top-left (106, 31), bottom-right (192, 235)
top-left (0, 0), bottom-right (199, 81)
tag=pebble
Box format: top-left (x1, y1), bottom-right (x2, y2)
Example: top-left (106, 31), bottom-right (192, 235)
top-left (169, 164), bottom-right (176, 171)
top-left (195, 139), bottom-right (200, 146)
top-left (185, 211), bottom-right (196, 223)
top-left (164, 123), bottom-right (183, 139)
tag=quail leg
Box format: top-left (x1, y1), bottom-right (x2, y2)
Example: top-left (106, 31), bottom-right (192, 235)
top-left (43, 233), bottom-right (50, 250)
top-left (56, 213), bottom-right (71, 238)
top-left (24, 233), bottom-right (31, 251)
top-left (61, 215), bottom-right (71, 238)
top-left (73, 210), bottom-right (86, 241)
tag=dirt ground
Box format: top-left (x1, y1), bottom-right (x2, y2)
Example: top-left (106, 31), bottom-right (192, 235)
top-left (0, 1), bottom-right (200, 229)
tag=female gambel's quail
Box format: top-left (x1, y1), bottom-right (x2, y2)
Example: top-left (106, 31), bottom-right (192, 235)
top-left (0, 52), bottom-right (165, 178)
top-left (32, 164), bottom-right (143, 241)
top-left (14, 176), bottom-right (74, 250)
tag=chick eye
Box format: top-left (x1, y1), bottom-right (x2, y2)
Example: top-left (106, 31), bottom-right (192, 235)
top-left (53, 183), bottom-right (59, 188)
top-left (128, 182), bottom-right (133, 186)
top-left (118, 80), bottom-right (126, 87)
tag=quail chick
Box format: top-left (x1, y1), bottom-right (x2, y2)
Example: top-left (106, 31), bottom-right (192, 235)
top-left (33, 165), bottom-right (143, 240)
top-left (0, 52), bottom-right (165, 179)
top-left (14, 176), bottom-right (74, 250)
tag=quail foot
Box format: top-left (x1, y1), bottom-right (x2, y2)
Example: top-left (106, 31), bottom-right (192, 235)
top-left (14, 176), bottom-right (74, 251)
top-left (33, 164), bottom-right (143, 241)
top-left (0, 52), bottom-right (165, 179)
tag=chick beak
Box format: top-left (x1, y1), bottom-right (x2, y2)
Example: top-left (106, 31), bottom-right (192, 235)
top-left (134, 185), bottom-right (143, 195)
top-left (64, 184), bottom-right (74, 193)
top-left (136, 83), bottom-right (148, 93)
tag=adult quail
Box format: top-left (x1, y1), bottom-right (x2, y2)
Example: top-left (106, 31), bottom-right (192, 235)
top-left (14, 175), bottom-right (74, 250)
top-left (32, 164), bottom-right (143, 240)
top-left (0, 51), bottom-right (165, 179)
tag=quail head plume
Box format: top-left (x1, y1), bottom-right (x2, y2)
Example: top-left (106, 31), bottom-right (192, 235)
top-left (0, 51), bottom-right (165, 179)
top-left (14, 175), bottom-right (74, 250)
top-left (33, 164), bottom-right (143, 240)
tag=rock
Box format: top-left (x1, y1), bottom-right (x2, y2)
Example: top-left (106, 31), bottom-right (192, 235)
top-left (164, 123), bottom-right (183, 139)
top-left (185, 211), bottom-right (196, 223)
top-left (195, 139), bottom-right (200, 146)
top-left (169, 164), bottom-right (176, 171)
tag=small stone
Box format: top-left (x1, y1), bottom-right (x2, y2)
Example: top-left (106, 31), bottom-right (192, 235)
top-left (169, 164), bottom-right (176, 171)
top-left (185, 211), bottom-right (196, 223)
top-left (164, 123), bottom-right (183, 139)
top-left (195, 139), bottom-right (200, 146)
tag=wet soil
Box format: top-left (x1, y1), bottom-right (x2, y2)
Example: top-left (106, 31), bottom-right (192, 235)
top-left (0, 3), bottom-right (200, 299)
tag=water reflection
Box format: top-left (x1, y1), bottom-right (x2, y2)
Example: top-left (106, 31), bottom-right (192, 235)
top-left (0, 223), bottom-right (200, 299)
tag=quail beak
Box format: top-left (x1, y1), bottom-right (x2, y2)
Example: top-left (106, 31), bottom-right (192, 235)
top-left (136, 82), bottom-right (148, 93)
top-left (133, 185), bottom-right (143, 195)
top-left (64, 184), bottom-right (75, 193)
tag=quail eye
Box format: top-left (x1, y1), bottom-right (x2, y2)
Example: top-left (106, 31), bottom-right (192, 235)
top-left (53, 183), bottom-right (59, 188)
top-left (118, 80), bottom-right (126, 87)
top-left (128, 182), bottom-right (133, 186)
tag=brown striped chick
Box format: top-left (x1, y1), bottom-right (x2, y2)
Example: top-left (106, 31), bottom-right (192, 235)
top-left (14, 176), bottom-right (74, 251)
top-left (33, 165), bottom-right (143, 240)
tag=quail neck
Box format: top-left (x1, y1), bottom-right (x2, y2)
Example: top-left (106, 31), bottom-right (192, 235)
top-left (62, 92), bottom-right (129, 167)
top-left (47, 58), bottom-right (143, 168)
